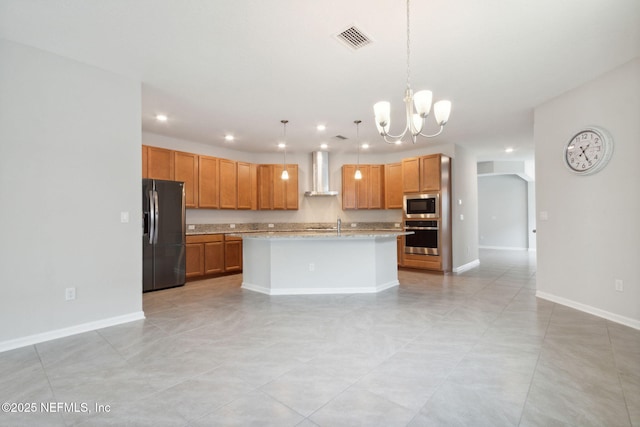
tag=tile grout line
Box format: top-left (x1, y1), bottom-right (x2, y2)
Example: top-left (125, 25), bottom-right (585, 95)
top-left (605, 320), bottom-right (634, 427)
top-left (516, 300), bottom-right (555, 426)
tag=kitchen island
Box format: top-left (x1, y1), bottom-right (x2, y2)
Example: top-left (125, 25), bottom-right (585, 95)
top-left (236, 230), bottom-right (410, 295)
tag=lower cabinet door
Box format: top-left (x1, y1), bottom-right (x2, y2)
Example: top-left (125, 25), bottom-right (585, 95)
top-left (204, 241), bottom-right (224, 274)
top-left (224, 238), bottom-right (243, 272)
top-left (186, 243), bottom-right (204, 278)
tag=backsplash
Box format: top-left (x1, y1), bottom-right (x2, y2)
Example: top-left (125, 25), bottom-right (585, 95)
top-left (186, 222), bottom-right (402, 235)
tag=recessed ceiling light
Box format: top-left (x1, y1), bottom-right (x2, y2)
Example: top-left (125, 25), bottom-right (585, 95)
top-left (317, 124), bottom-right (326, 131)
top-left (505, 147), bottom-right (514, 153)
top-left (278, 143), bottom-right (286, 149)
top-left (361, 143), bottom-right (370, 150)
top-left (320, 143), bottom-right (328, 149)
top-left (224, 134), bottom-right (234, 142)
top-left (155, 114), bottom-right (168, 122)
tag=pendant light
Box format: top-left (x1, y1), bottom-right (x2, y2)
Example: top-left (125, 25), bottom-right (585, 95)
top-left (354, 120), bottom-right (362, 180)
top-left (373, 0), bottom-right (451, 144)
top-left (280, 120), bottom-right (289, 180)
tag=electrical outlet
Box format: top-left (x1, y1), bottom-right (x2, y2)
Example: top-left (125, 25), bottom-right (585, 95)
top-left (309, 263), bottom-right (315, 272)
top-left (268, 224), bottom-right (274, 228)
top-left (351, 223), bottom-right (357, 227)
top-left (120, 211), bottom-right (130, 223)
top-left (229, 224), bottom-right (236, 229)
top-left (615, 279), bottom-right (624, 292)
top-left (65, 287), bottom-right (76, 301)
top-left (188, 224), bottom-right (195, 230)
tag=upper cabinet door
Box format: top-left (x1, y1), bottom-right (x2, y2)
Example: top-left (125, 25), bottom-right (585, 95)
top-left (147, 146), bottom-right (174, 180)
top-left (219, 159), bottom-right (237, 209)
top-left (198, 155), bottom-right (219, 209)
top-left (174, 151), bottom-right (199, 208)
top-left (142, 145), bottom-right (149, 178)
top-left (420, 154), bottom-right (441, 192)
top-left (257, 164), bottom-right (273, 210)
top-left (285, 164), bottom-right (298, 210)
top-left (236, 161), bottom-right (253, 210)
top-left (342, 165), bottom-right (357, 210)
top-left (368, 165), bottom-right (384, 209)
top-left (402, 157), bottom-right (420, 193)
top-left (384, 162), bottom-right (403, 209)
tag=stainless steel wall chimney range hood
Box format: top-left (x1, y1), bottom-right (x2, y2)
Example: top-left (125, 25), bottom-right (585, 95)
top-left (304, 151), bottom-right (338, 197)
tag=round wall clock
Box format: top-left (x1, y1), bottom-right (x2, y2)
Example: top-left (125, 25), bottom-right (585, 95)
top-left (564, 126), bottom-right (614, 175)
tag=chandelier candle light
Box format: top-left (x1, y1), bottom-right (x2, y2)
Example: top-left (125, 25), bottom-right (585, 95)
top-left (280, 120), bottom-right (289, 180)
top-left (354, 120), bottom-right (363, 180)
top-left (373, 0), bottom-right (451, 144)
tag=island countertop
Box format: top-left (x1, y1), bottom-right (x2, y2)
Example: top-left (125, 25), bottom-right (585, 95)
top-left (229, 230), bottom-right (412, 240)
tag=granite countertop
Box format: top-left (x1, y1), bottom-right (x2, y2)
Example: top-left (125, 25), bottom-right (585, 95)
top-left (231, 230), bottom-right (412, 240)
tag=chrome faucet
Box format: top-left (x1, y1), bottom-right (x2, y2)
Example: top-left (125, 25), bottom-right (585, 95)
top-left (337, 217), bottom-right (341, 234)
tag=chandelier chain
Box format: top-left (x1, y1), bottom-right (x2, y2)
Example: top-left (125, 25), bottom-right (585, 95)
top-left (406, 0), bottom-right (411, 91)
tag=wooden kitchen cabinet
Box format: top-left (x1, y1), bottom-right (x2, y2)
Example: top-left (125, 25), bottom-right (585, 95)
top-left (402, 157), bottom-right (420, 193)
top-left (257, 164), bottom-right (273, 209)
top-left (420, 154), bottom-right (441, 192)
top-left (174, 151), bottom-right (199, 208)
top-left (250, 164), bottom-right (258, 210)
top-left (369, 165), bottom-right (384, 209)
top-left (185, 241), bottom-right (205, 278)
top-left (342, 164), bottom-right (384, 210)
top-left (186, 234), bottom-right (231, 279)
top-left (219, 158), bottom-right (237, 209)
top-left (145, 146), bottom-right (174, 180)
top-left (342, 165), bottom-right (358, 210)
top-left (224, 235), bottom-right (243, 272)
top-left (198, 155), bottom-right (219, 209)
top-left (258, 164), bottom-right (298, 210)
top-left (385, 162), bottom-right (403, 209)
top-left (402, 154), bottom-right (441, 193)
top-left (204, 237), bottom-right (224, 274)
top-left (236, 161), bottom-right (253, 210)
top-left (273, 164), bottom-right (298, 210)
top-left (142, 145), bottom-right (148, 178)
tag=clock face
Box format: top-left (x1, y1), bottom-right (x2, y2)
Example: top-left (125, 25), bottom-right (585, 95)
top-left (564, 127), bottom-right (613, 175)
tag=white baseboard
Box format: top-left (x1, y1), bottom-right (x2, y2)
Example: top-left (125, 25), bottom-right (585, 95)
top-left (242, 280), bottom-right (399, 296)
top-left (0, 311), bottom-right (146, 353)
top-left (479, 245), bottom-right (528, 251)
top-left (453, 259), bottom-right (480, 274)
top-left (536, 291), bottom-right (640, 330)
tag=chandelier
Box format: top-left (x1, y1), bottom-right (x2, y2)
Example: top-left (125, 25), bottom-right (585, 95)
top-left (373, 0), bottom-right (451, 144)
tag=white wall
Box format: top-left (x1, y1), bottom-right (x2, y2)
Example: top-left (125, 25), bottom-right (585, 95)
top-left (144, 133), bottom-right (480, 271)
top-left (534, 58), bottom-right (640, 328)
top-left (0, 40), bottom-right (143, 349)
top-left (478, 175), bottom-right (529, 249)
top-left (450, 145), bottom-right (480, 270)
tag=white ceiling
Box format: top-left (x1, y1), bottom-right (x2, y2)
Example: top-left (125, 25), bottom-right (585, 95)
top-left (1, 0), bottom-right (638, 161)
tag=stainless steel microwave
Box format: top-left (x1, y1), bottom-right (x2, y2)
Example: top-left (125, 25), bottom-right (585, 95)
top-left (404, 193), bottom-right (439, 218)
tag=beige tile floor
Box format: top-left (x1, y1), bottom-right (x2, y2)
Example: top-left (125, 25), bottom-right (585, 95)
top-left (1, 249), bottom-right (638, 426)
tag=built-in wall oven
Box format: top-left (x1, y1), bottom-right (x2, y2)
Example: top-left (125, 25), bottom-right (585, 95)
top-left (404, 193), bottom-right (439, 219)
top-left (404, 220), bottom-right (439, 255)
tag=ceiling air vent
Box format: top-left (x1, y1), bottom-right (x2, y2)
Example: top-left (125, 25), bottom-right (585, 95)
top-left (334, 25), bottom-right (373, 50)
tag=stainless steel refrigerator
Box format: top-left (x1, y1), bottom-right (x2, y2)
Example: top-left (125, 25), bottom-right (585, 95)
top-left (142, 179), bottom-right (186, 292)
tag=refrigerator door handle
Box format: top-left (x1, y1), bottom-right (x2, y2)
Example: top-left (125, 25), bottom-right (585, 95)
top-left (148, 190), bottom-right (155, 244)
top-left (152, 190), bottom-right (159, 244)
